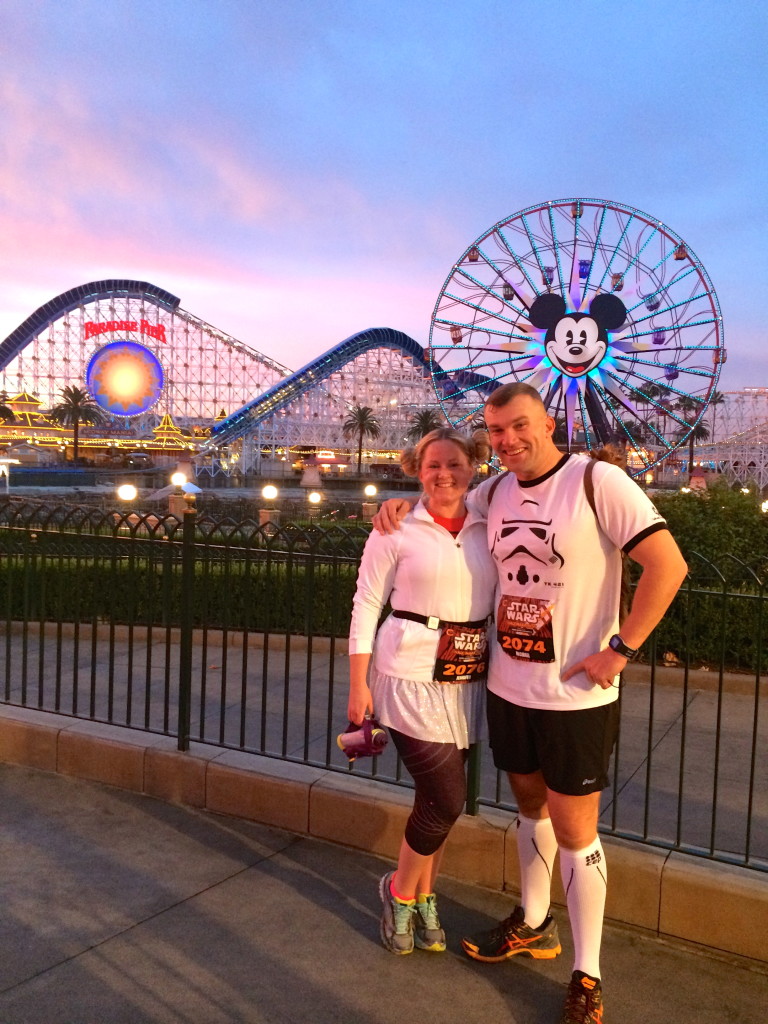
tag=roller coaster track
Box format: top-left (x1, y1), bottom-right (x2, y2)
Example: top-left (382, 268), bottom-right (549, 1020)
top-left (208, 327), bottom-right (495, 447)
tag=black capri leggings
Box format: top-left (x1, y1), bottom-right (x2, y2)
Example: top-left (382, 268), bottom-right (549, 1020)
top-left (389, 727), bottom-right (468, 857)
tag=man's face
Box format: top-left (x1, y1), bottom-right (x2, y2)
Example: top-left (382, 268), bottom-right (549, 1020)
top-left (484, 394), bottom-right (559, 480)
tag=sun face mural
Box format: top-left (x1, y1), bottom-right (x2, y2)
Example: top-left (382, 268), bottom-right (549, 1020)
top-left (86, 341), bottom-right (165, 417)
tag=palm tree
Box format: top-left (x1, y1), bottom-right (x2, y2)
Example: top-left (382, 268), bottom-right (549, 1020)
top-left (681, 420), bottom-right (710, 480)
top-left (406, 408), bottom-right (443, 441)
top-left (676, 395), bottom-right (708, 481)
top-left (49, 386), bottom-right (106, 465)
top-left (343, 405), bottom-right (381, 474)
top-left (708, 390), bottom-right (726, 442)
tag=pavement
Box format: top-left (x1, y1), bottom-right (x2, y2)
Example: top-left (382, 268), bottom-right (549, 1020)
top-left (0, 761), bottom-right (765, 1024)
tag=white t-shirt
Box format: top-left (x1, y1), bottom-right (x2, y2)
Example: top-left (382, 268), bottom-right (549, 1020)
top-left (348, 500), bottom-right (496, 682)
top-left (468, 454), bottom-right (667, 710)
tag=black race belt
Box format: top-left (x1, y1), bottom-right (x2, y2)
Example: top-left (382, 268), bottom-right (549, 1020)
top-left (392, 609), bottom-right (489, 631)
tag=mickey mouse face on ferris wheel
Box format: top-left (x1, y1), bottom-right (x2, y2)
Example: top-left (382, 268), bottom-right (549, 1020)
top-left (529, 292), bottom-right (627, 379)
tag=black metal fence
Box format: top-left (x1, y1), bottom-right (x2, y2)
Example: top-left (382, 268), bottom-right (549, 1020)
top-left (0, 496), bottom-right (765, 874)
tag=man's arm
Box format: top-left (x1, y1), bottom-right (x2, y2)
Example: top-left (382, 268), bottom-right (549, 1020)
top-left (372, 474), bottom-right (495, 534)
top-left (562, 529), bottom-right (688, 688)
top-left (372, 497), bottom-right (416, 534)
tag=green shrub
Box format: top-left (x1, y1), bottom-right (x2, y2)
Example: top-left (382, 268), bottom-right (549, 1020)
top-left (654, 482), bottom-right (768, 573)
top-left (0, 553), bottom-right (359, 637)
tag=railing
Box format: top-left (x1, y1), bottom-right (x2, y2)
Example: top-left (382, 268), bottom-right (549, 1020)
top-left (0, 496), bottom-right (765, 874)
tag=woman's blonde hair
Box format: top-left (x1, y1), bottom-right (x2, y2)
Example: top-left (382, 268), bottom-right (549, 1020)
top-left (400, 426), bottom-right (492, 478)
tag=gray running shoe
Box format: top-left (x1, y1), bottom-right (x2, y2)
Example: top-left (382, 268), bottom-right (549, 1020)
top-left (414, 894), bottom-right (446, 952)
top-left (461, 904), bottom-right (561, 962)
top-left (378, 871), bottom-right (415, 955)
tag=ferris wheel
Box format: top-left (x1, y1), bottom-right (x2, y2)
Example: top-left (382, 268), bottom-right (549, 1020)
top-left (428, 198), bottom-right (726, 475)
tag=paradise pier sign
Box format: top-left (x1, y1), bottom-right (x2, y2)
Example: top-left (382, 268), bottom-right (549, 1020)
top-left (85, 319), bottom-right (167, 343)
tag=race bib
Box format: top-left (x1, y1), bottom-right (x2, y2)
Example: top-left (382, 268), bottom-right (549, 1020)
top-left (496, 595), bottom-right (555, 663)
top-left (434, 625), bottom-right (488, 683)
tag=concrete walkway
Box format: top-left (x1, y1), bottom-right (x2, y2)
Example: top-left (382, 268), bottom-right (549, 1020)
top-left (0, 762), bottom-right (765, 1024)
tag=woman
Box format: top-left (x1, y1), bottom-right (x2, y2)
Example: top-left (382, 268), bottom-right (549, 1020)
top-left (347, 427), bottom-right (495, 955)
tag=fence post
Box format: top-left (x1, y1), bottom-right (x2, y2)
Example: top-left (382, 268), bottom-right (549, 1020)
top-left (177, 496), bottom-right (197, 751)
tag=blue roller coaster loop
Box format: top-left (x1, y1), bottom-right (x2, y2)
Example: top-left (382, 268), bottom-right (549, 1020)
top-left (208, 326), bottom-right (496, 447)
top-left (0, 280), bottom-right (181, 371)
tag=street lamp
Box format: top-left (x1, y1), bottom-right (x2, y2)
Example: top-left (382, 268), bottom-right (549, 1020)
top-left (169, 472), bottom-right (187, 516)
top-left (0, 457), bottom-right (20, 494)
top-left (362, 483), bottom-right (378, 523)
top-left (116, 483), bottom-right (138, 502)
top-left (259, 484), bottom-right (280, 533)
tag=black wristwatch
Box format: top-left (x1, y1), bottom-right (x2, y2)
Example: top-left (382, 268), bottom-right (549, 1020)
top-left (608, 633), bottom-right (639, 660)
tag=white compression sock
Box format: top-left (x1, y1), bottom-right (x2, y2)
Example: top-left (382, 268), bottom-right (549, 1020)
top-left (559, 837), bottom-right (607, 980)
top-left (516, 815), bottom-right (558, 929)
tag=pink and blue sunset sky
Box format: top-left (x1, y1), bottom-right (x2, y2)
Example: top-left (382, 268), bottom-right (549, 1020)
top-left (0, 0), bottom-right (765, 389)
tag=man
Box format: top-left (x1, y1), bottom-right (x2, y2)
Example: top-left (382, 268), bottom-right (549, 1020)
top-left (374, 383), bottom-right (687, 1024)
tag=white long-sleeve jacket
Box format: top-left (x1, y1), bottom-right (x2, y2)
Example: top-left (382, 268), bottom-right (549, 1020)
top-left (348, 500), bottom-right (496, 682)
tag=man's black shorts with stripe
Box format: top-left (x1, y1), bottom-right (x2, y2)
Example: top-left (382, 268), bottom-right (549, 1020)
top-left (486, 689), bottom-right (620, 796)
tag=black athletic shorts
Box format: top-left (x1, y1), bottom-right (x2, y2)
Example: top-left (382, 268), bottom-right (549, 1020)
top-left (486, 689), bottom-right (620, 796)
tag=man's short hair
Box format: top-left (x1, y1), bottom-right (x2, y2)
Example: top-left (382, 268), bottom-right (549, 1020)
top-left (484, 382), bottom-right (545, 410)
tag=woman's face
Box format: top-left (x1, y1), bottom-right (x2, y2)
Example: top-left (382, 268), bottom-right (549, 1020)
top-left (417, 440), bottom-right (474, 503)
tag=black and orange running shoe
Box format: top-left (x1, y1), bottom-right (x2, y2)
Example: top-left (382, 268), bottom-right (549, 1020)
top-left (561, 971), bottom-right (604, 1023)
top-left (461, 905), bottom-right (561, 962)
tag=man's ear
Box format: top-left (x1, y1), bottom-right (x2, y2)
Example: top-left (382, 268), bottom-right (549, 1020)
top-left (544, 414), bottom-right (556, 437)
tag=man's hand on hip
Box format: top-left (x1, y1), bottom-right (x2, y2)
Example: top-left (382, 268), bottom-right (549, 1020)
top-left (561, 647), bottom-right (626, 690)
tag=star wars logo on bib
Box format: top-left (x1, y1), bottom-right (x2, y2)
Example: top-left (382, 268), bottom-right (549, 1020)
top-left (434, 625), bottom-right (488, 683)
top-left (497, 595), bottom-right (555, 663)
